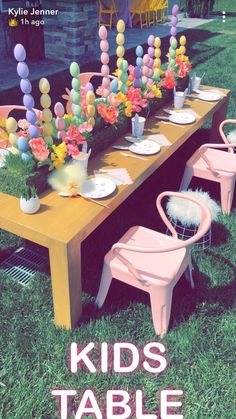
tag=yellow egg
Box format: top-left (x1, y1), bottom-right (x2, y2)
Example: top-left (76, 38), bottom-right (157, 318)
top-left (116, 33), bottom-right (125, 46)
top-left (179, 46), bottom-right (186, 55)
top-left (8, 132), bottom-right (18, 145)
top-left (154, 58), bottom-right (161, 68)
top-left (117, 69), bottom-right (123, 79)
top-left (87, 105), bottom-right (95, 117)
top-left (39, 78), bottom-right (50, 94)
top-left (154, 49), bottom-right (161, 58)
top-left (6, 117), bottom-right (18, 133)
top-left (117, 19), bottom-right (125, 33)
top-left (43, 122), bottom-right (53, 136)
top-left (154, 37), bottom-right (161, 48)
top-left (117, 58), bottom-right (123, 68)
top-left (86, 91), bottom-right (95, 105)
top-left (42, 108), bottom-right (52, 123)
top-left (40, 94), bottom-right (51, 109)
top-left (116, 46), bottom-right (124, 58)
top-left (88, 117), bottom-right (95, 127)
top-left (180, 35), bottom-right (186, 46)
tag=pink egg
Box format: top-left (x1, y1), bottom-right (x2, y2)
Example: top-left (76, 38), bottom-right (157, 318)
top-left (57, 130), bottom-right (66, 140)
top-left (172, 5), bottom-right (179, 15)
top-left (56, 118), bottom-right (66, 131)
top-left (143, 54), bottom-right (150, 65)
top-left (171, 16), bottom-right (178, 26)
top-left (102, 77), bottom-right (110, 88)
top-left (149, 58), bottom-right (154, 67)
top-left (148, 47), bottom-right (154, 57)
top-left (100, 40), bottom-right (109, 52)
top-left (103, 88), bottom-right (110, 98)
top-left (54, 102), bottom-right (65, 117)
top-left (101, 64), bottom-right (110, 76)
top-left (171, 26), bottom-right (177, 36)
top-left (143, 66), bottom-right (149, 77)
top-left (142, 76), bottom-right (148, 84)
top-left (98, 26), bottom-right (107, 40)
top-left (148, 35), bottom-right (155, 46)
top-left (101, 52), bottom-right (109, 65)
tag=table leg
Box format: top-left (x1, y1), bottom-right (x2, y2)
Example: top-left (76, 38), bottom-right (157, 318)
top-left (49, 236), bottom-right (82, 329)
top-left (209, 98), bottom-right (229, 142)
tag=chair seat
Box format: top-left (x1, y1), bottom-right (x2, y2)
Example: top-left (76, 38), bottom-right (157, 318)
top-left (105, 226), bottom-right (186, 285)
top-left (188, 148), bottom-right (236, 176)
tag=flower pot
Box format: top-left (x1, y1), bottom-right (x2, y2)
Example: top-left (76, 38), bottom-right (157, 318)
top-left (20, 195), bottom-right (40, 214)
top-left (176, 75), bottom-right (189, 92)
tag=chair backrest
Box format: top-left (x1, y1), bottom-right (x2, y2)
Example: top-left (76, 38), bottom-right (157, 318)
top-left (219, 119), bottom-right (236, 154)
top-left (99, 0), bottom-right (117, 11)
top-left (78, 72), bottom-right (116, 87)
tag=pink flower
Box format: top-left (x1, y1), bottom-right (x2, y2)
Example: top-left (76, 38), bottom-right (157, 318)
top-left (64, 125), bottom-right (85, 144)
top-left (126, 86), bottom-right (147, 113)
top-left (66, 142), bottom-right (79, 157)
top-left (78, 122), bottom-right (93, 134)
top-left (29, 138), bottom-right (49, 162)
top-left (109, 95), bottom-right (122, 107)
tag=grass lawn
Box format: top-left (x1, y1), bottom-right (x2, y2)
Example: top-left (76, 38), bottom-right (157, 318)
top-left (1, 11), bottom-right (236, 419)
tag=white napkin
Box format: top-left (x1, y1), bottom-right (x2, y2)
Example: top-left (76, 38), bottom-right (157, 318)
top-left (94, 168), bottom-right (133, 185)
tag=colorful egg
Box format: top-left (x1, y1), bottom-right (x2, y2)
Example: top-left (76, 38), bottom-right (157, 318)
top-left (101, 52), bottom-right (109, 65)
top-left (134, 66), bottom-right (142, 78)
top-left (23, 94), bottom-right (34, 109)
top-left (40, 94), bottom-right (51, 109)
top-left (98, 26), bottom-right (107, 40)
top-left (102, 77), bottom-right (110, 89)
top-left (20, 79), bottom-right (32, 94)
top-left (136, 57), bottom-right (143, 67)
top-left (54, 102), bottom-right (65, 117)
top-left (180, 35), bottom-right (186, 46)
top-left (85, 82), bottom-right (94, 92)
top-left (18, 136), bottom-right (29, 152)
top-left (101, 64), bottom-right (110, 77)
top-left (70, 62), bottom-right (80, 77)
top-left (117, 58), bottom-right (123, 68)
top-left (9, 133), bottom-right (18, 146)
top-left (73, 104), bottom-right (82, 117)
top-left (133, 79), bottom-right (141, 88)
top-left (87, 105), bottom-right (95, 117)
top-left (116, 46), bottom-right (124, 58)
top-left (143, 54), bottom-right (150, 65)
top-left (88, 117), bottom-right (95, 127)
top-left (26, 110), bottom-right (37, 124)
top-left (72, 78), bottom-right (81, 91)
top-left (148, 35), bottom-right (155, 46)
top-left (14, 44), bottom-right (26, 62)
top-left (121, 60), bottom-right (128, 72)
top-left (21, 152), bottom-right (30, 162)
top-left (143, 66), bottom-right (149, 77)
top-left (17, 62), bottom-right (29, 79)
top-left (171, 27), bottom-right (177, 36)
top-left (116, 33), bottom-right (125, 46)
top-left (117, 19), bottom-right (125, 33)
top-left (136, 45), bottom-right (143, 57)
top-left (120, 84), bottom-right (127, 94)
top-left (6, 117), bottom-right (18, 133)
top-left (154, 37), bottom-right (161, 48)
top-left (43, 122), bottom-right (53, 136)
top-left (170, 59), bottom-right (176, 67)
top-left (171, 38), bottom-right (178, 49)
top-left (155, 49), bottom-right (161, 58)
top-left (72, 91), bottom-right (81, 104)
top-left (100, 40), bottom-right (109, 52)
top-left (55, 117), bottom-right (65, 131)
top-left (148, 47), bottom-right (154, 57)
top-left (42, 108), bottom-right (53, 123)
top-left (86, 91), bottom-right (95, 104)
top-left (103, 88), bottom-right (110, 98)
top-left (28, 124), bottom-right (39, 138)
top-left (170, 50), bottom-right (176, 59)
top-left (121, 73), bottom-right (128, 83)
top-left (172, 4), bottom-right (179, 15)
top-left (110, 79), bottom-right (118, 92)
top-left (39, 78), bottom-right (50, 94)
top-left (154, 58), bottom-right (161, 68)
top-left (171, 16), bottom-right (178, 26)
top-left (179, 45), bottom-right (186, 55)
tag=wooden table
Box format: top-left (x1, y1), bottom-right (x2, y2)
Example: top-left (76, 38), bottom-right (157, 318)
top-left (0, 86), bottom-right (230, 329)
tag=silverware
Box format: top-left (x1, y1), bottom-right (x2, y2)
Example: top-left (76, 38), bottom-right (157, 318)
top-left (120, 152), bottom-right (148, 161)
top-left (112, 145), bottom-right (130, 150)
top-left (155, 115), bottom-right (170, 121)
top-left (59, 192), bottom-right (110, 208)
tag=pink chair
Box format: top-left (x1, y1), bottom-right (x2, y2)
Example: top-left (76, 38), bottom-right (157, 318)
top-left (95, 191), bottom-right (212, 336)
top-left (78, 72), bottom-right (116, 86)
top-left (180, 120), bottom-right (236, 215)
top-left (0, 105), bottom-right (42, 148)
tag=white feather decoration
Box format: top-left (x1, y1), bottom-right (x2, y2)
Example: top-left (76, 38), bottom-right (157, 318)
top-left (48, 162), bottom-right (87, 195)
top-left (227, 129), bottom-right (236, 144)
top-left (167, 189), bottom-right (220, 227)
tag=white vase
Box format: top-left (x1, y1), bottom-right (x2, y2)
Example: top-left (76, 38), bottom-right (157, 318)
top-left (20, 195), bottom-right (40, 214)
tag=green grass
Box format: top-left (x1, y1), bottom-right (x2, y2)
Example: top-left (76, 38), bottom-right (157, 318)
top-left (1, 15), bottom-right (236, 419)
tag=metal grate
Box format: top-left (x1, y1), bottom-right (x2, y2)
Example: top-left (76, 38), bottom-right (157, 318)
top-left (0, 247), bottom-right (49, 286)
top-left (167, 219), bottom-right (212, 250)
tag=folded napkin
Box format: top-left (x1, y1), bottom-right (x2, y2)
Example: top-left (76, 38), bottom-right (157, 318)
top-left (143, 134), bottom-right (171, 146)
top-left (94, 168), bottom-right (133, 185)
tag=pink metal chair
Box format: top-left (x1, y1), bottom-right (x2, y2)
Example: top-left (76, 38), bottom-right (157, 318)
top-left (95, 191), bottom-right (212, 336)
top-left (78, 72), bottom-right (116, 86)
top-left (180, 119), bottom-right (236, 215)
top-left (0, 105), bottom-right (42, 148)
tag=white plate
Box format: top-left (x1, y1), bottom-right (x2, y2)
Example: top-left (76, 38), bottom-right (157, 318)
top-left (129, 140), bottom-right (161, 155)
top-left (169, 113), bottom-right (196, 125)
top-left (80, 177), bottom-right (116, 199)
top-left (198, 92), bottom-right (221, 102)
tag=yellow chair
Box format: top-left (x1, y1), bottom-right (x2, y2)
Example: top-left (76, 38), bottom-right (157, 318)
top-left (148, 0), bottom-right (156, 26)
top-left (130, 0), bottom-right (149, 29)
top-left (98, 0), bottom-right (119, 30)
top-left (152, 0), bottom-right (168, 23)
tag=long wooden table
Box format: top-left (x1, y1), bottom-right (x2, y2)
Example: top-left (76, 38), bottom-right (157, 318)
top-left (0, 86), bottom-right (230, 328)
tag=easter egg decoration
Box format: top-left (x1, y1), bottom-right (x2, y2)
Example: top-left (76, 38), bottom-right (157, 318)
top-left (86, 90), bottom-right (96, 127)
top-left (120, 59), bottom-right (128, 94)
top-left (69, 62), bottom-right (82, 124)
top-left (39, 78), bottom-right (53, 143)
top-left (179, 35), bottom-right (187, 60)
top-left (14, 43), bottom-right (39, 139)
top-left (17, 136), bottom-right (29, 152)
top-left (134, 45), bottom-right (143, 88)
top-left (99, 26), bottom-right (111, 98)
top-left (6, 117), bottom-right (18, 147)
top-left (116, 20), bottom-right (126, 89)
top-left (169, 5), bottom-right (179, 71)
top-left (153, 37), bottom-right (161, 82)
top-left (147, 35), bottom-right (155, 82)
top-left (54, 102), bottom-right (66, 140)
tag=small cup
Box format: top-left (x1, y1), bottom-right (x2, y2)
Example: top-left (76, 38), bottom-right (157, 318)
top-left (131, 116), bottom-right (146, 137)
top-left (174, 91), bottom-right (185, 109)
top-left (73, 152), bottom-right (89, 171)
top-left (193, 76), bottom-right (201, 91)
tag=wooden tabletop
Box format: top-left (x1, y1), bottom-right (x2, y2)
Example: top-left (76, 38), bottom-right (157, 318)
top-left (0, 86), bottom-right (230, 248)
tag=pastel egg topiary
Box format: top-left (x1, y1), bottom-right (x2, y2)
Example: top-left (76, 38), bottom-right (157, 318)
top-left (136, 45), bottom-right (143, 57)
top-left (14, 44), bottom-right (26, 62)
top-left (73, 105), bottom-right (82, 117)
top-left (72, 91), bottom-right (81, 104)
top-left (17, 136), bottom-right (29, 152)
top-left (116, 46), bottom-right (124, 58)
top-left (116, 33), bottom-right (125, 46)
top-left (42, 109), bottom-right (53, 123)
top-left (21, 152), bottom-right (30, 162)
top-left (26, 110), bottom-right (37, 125)
top-left (40, 94), bottom-right (51, 109)
top-left (20, 79), bottom-right (32, 94)
top-left (98, 26), bottom-right (107, 40)
top-left (28, 124), bottom-right (39, 138)
top-left (180, 35), bottom-right (186, 45)
top-left (117, 19), bottom-right (125, 33)
top-left (9, 133), bottom-right (18, 146)
top-left (6, 117), bottom-right (18, 133)
top-left (86, 91), bottom-right (95, 104)
top-left (23, 94), bottom-right (35, 109)
top-left (100, 40), bottom-right (109, 52)
top-left (54, 102), bottom-right (65, 117)
top-left (39, 78), bottom-right (50, 94)
top-left (43, 122), bottom-right (53, 137)
top-left (70, 62), bottom-right (80, 77)
top-left (72, 78), bottom-right (81, 91)
top-left (154, 37), bottom-right (161, 48)
top-left (17, 62), bottom-right (29, 79)
top-left (87, 105), bottom-right (95, 117)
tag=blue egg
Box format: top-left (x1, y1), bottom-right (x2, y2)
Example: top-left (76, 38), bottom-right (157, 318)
top-left (111, 79), bottom-right (118, 93)
top-left (23, 94), bottom-right (35, 109)
top-left (20, 79), bottom-right (32, 94)
top-left (134, 66), bottom-right (142, 78)
top-left (26, 110), bottom-right (37, 125)
top-left (136, 57), bottom-right (143, 67)
top-left (28, 125), bottom-right (39, 138)
top-left (21, 152), bottom-right (30, 162)
top-left (18, 136), bottom-right (29, 152)
top-left (17, 62), bottom-right (29, 79)
top-left (136, 45), bottom-right (143, 57)
top-left (14, 44), bottom-right (26, 62)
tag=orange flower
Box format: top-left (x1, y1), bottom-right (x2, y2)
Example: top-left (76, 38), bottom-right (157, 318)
top-left (97, 103), bottom-right (118, 125)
